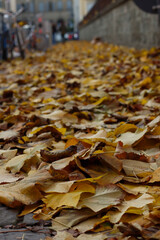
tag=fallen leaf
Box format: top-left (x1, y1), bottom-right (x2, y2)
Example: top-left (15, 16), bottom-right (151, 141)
top-left (40, 145), bottom-right (77, 163)
top-left (149, 167), bottom-right (160, 183)
top-left (108, 193), bottom-right (154, 223)
top-left (97, 153), bottom-right (122, 172)
top-left (0, 169), bottom-right (52, 207)
top-left (43, 182), bottom-right (95, 210)
top-left (5, 154), bottom-right (40, 173)
top-left (0, 149), bottom-right (17, 161)
top-left (78, 185), bottom-right (124, 212)
top-left (52, 209), bottom-right (95, 231)
top-left (122, 159), bottom-right (153, 177)
top-left (0, 129), bottom-right (19, 140)
top-left (115, 128), bottom-right (148, 146)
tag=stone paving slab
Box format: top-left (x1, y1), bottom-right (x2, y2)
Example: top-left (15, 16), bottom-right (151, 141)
top-left (23, 213), bottom-right (39, 226)
top-left (0, 206), bottom-right (19, 227)
top-left (0, 228), bottom-right (53, 240)
top-left (0, 231), bottom-right (47, 240)
top-left (0, 205), bottom-right (53, 240)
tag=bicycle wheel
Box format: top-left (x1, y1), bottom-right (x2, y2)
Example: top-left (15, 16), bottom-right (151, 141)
top-left (15, 28), bottom-right (25, 59)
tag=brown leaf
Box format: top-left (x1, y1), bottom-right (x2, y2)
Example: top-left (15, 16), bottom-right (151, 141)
top-left (97, 153), bottom-right (122, 172)
top-left (40, 145), bottom-right (77, 163)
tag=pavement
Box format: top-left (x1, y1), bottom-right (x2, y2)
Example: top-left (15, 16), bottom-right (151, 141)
top-left (0, 204), bottom-right (54, 240)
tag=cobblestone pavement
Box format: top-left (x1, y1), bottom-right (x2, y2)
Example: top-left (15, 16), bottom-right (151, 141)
top-left (0, 205), bottom-right (54, 240)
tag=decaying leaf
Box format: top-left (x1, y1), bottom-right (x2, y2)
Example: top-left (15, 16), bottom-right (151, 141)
top-left (40, 145), bottom-right (77, 163)
top-left (0, 41), bottom-right (160, 238)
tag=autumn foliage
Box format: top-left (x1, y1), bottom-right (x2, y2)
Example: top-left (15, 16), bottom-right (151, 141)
top-left (0, 42), bottom-right (160, 239)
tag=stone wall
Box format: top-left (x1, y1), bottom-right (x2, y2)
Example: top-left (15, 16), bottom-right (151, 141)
top-left (79, 0), bottom-right (160, 49)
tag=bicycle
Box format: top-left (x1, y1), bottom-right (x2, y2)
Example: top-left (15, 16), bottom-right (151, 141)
top-left (9, 6), bottom-right (26, 59)
top-left (25, 25), bottom-right (50, 52)
top-left (1, 6), bottom-right (50, 60)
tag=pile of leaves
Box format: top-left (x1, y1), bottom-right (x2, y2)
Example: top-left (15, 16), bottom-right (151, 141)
top-left (0, 42), bottom-right (160, 240)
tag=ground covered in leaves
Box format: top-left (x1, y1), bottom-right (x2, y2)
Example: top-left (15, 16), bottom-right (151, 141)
top-left (0, 41), bottom-right (160, 240)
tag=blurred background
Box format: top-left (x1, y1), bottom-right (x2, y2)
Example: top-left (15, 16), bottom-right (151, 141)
top-left (0, 0), bottom-right (96, 49)
top-left (0, 0), bottom-right (160, 59)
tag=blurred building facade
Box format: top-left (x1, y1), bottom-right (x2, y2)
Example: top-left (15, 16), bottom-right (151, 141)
top-left (1, 0), bottom-right (96, 33)
top-left (0, 0), bottom-right (16, 11)
top-left (73, 0), bottom-right (96, 31)
top-left (0, 0), bottom-right (3, 8)
top-left (10, 0), bottom-right (17, 11)
top-left (16, 0), bottom-right (73, 29)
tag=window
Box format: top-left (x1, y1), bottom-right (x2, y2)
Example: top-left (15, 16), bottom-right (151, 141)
top-left (25, 3), bottom-right (29, 12)
top-left (67, 0), bottom-right (72, 10)
top-left (48, 1), bottom-right (54, 11)
top-left (39, 2), bottom-right (44, 12)
top-left (46, 2), bottom-right (49, 11)
top-left (57, 0), bottom-right (63, 10)
top-left (0, 1), bottom-right (2, 8)
top-left (29, 2), bottom-right (34, 12)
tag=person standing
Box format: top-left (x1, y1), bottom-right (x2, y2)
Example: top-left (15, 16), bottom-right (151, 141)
top-left (59, 20), bottom-right (66, 43)
top-left (52, 23), bottom-right (57, 45)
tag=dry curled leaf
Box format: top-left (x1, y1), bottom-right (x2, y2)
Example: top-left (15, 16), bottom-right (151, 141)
top-left (0, 41), bottom-right (160, 239)
top-left (40, 145), bottom-right (77, 163)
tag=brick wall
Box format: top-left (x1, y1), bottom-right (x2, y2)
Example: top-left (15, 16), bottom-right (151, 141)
top-left (79, 0), bottom-right (160, 49)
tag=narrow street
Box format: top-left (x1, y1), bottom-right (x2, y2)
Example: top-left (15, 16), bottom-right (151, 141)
top-left (0, 41), bottom-right (160, 239)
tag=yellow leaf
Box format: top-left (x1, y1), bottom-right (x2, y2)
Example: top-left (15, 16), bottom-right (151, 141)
top-left (19, 203), bottom-right (40, 216)
top-left (43, 87), bottom-right (52, 91)
top-left (43, 192), bottom-right (82, 210)
top-left (150, 167), bottom-right (160, 183)
top-left (93, 96), bottom-right (108, 106)
top-left (126, 207), bottom-right (144, 215)
top-left (151, 126), bottom-right (160, 135)
top-left (114, 123), bottom-right (137, 136)
top-left (139, 77), bottom-right (152, 87)
top-left (43, 182), bottom-right (95, 210)
top-left (22, 136), bottom-right (30, 142)
top-left (65, 138), bottom-right (79, 149)
top-left (70, 182), bottom-right (95, 193)
top-left (118, 183), bottom-right (148, 195)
